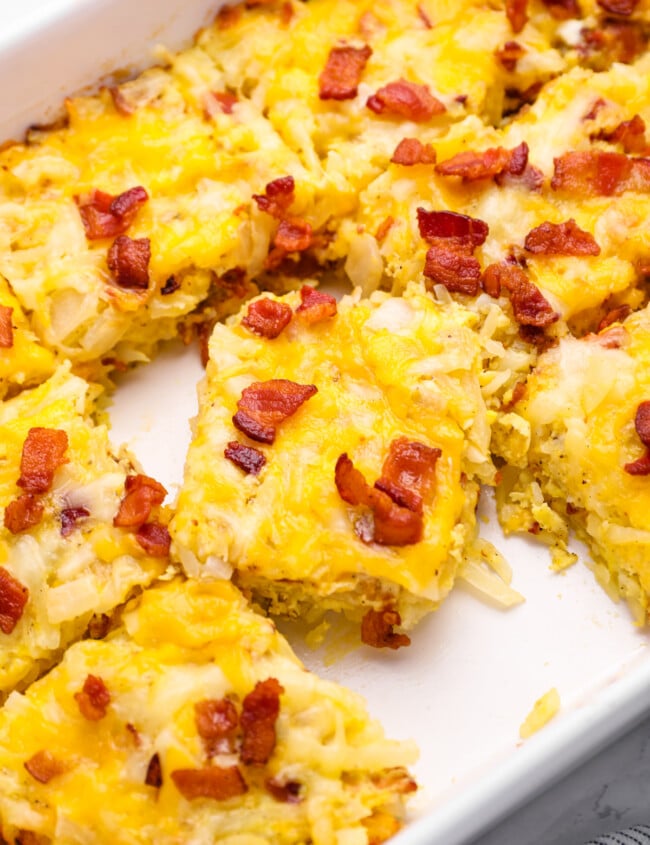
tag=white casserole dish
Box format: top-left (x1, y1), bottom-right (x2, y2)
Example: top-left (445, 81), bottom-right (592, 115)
top-left (2, 1), bottom-right (649, 843)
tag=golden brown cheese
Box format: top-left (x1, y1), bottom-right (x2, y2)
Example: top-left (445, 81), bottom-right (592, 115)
top-left (0, 579), bottom-right (417, 845)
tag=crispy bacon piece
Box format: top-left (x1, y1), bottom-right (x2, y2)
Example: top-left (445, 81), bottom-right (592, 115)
top-left (74, 674), bottom-right (111, 721)
top-left (24, 751), bottom-right (66, 784)
top-left (113, 474), bottom-right (167, 528)
top-left (135, 522), bottom-right (171, 557)
top-left (0, 567), bottom-right (29, 634)
top-left (335, 453), bottom-right (424, 546)
top-left (240, 678), bottom-right (284, 765)
top-left (598, 115), bottom-right (648, 154)
top-left (367, 79), bottom-right (446, 121)
top-left (485, 262), bottom-right (558, 327)
top-left (598, 304), bottom-right (631, 331)
top-left (161, 275), bottom-right (180, 296)
top-left (423, 245), bottom-right (482, 295)
top-left (435, 142), bottom-right (528, 181)
top-left (60, 506), bottom-right (90, 537)
top-left (171, 766), bottom-right (248, 801)
top-left (107, 236), bottom-right (151, 290)
top-left (375, 216), bottom-right (395, 242)
top-left (145, 753), bottom-right (163, 788)
top-left (295, 285), bottom-right (337, 324)
top-left (77, 186), bottom-right (148, 240)
top-left (597, 0), bottom-right (639, 13)
top-left (242, 298), bottom-right (293, 338)
top-left (542, 0), bottom-right (581, 18)
top-left (0, 305), bottom-right (13, 348)
top-left (624, 452), bottom-right (650, 475)
top-left (551, 150), bottom-right (650, 196)
top-left (273, 218), bottom-right (313, 253)
top-left (318, 45), bottom-right (372, 101)
top-left (216, 4), bottom-right (241, 29)
top-left (579, 21), bottom-right (646, 65)
top-left (265, 777), bottom-right (303, 803)
top-left (17, 427), bottom-right (68, 494)
top-left (361, 608), bottom-right (411, 650)
top-left (634, 401), bottom-right (650, 447)
top-left (4, 494), bottom-right (44, 535)
top-left (495, 41), bottom-right (526, 72)
top-left (391, 138), bottom-right (437, 166)
top-left (204, 91), bottom-right (238, 117)
top-left (233, 380), bottom-right (318, 444)
top-left (252, 176), bottom-right (295, 219)
top-left (195, 698), bottom-right (239, 755)
top-left (224, 441), bottom-right (267, 475)
top-left (416, 208), bottom-right (488, 248)
top-left (374, 437), bottom-right (441, 515)
top-left (506, 0), bottom-right (528, 33)
top-left (524, 219), bottom-right (601, 256)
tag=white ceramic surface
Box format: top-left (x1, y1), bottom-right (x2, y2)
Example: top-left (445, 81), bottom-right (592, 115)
top-left (1, 3), bottom-right (650, 843)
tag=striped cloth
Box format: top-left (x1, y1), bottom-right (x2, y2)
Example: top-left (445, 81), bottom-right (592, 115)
top-left (584, 826), bottom-right (650, 845)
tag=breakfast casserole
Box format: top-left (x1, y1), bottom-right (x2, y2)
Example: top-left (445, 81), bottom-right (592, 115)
top-left (0, 365), bottom-right (168, 697)
top-left (0, 578), bottom-right (417, 845)
top-left (170, 283), bottom-right (509, 645)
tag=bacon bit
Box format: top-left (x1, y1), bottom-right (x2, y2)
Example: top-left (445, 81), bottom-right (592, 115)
top-left (126, 722), bottom-right (141, 745)
top-left (160, 275), bottom-right (180, 295)
top-left (632, 401), bottom-right (650, 449)
top-left (280, 2), bottom-right (293, 25)
top-left (0, 567), bottom-right (29, 634)
top-left (524, 219), bottom-right (601, 256)
top-left (195, 699), bottom-right (239, 755)
top-left (216, 4), bottom-right (242, 28)
top-left (242, 298), bottom-right (292, 339)
top-left (506, 0), bottom-right (528, 33)
top-left (579, 21), bottom-right (646, 65)
top-left (0, 305), bottom-right (13, 348)
top-left (335, 453), bottom-right (424, 546)
top-left (136, 522), bottom-right (171, 557)
top-left (496, 163), bottom-right (545, 192)
top-left (495, 41), bottom-right (526, 72)
top-left (551, 150), bottom-right (650, 196)
top-left (16, 829), bottom-right (48, 845)
top-left (171, 766), bottom-right (248, 801)
top-left (224, 441), bottom-right (267, 475)
top-left (528, 521), bottom-right (541, 535)
top-left (367, 79), bottom-right (445, 121)
top-left (76, 186), bottom-right (148, 240)
top-left (625, 452), bottom-right (650, 475)
top-left (416, 208), bottom-right (488, 248)
top-left (583, 98), bottom-right (607, 122)
top-left (108, 86), bottom-right (135, 116)
top-left (482, 263), bottom-right (503, 298)
top-left (204, 91), bottom-right (238, 118)
top-left (598, 115), bottom-right (648, 154)
top-left (598, 304), bottom-right (631, 331)
top-left (416, 3), bottom-right (433, 27)
top-left (435, 142), bottom-right (528, 182)
top-left (318, 45), bottom-right (372, 101)
top-left (295, 285), bottom-right (337, 324)
top-left (361, 607), bottom-right (411, 650)
top-left (18, 428), bottom-right (68, 494)
top-left (423, 245), bottom-right (482, 295)
top-left (500, 263), bottom-right (558, 327)
top-left (273, 218), bottom-right (313, 253)
top-left (588, 324), bottom-right (629, 349)
top-left (74, 674), bottom-right (110, 721)
top-left (240, 678), bottom-right (284, 765)
top-left (265, 777), bottom-right (303, 803)
top-left (374, 437), bottom-right (441, 515)
top-left (60, 506), bottom-right (90, 537)
top-left (252, 176), bottom-right (295, 219)
top-left (597, 0), bottom-right (639, 13)
top-left (375, 216), bottom-right (395, 242)
top-left (113, 474), bottom-right (167, 528)
top-left (107, 236), bottom-right (151, 290)
top-left (197, 318), bottom-right (216, 368)
top-left (24, 751), bottom-right (66, 784)
top-left (391, 138), bottom-right (437, 166)
top-left (233, 380), bottom-right (318, 444)
top-left (542, 0), bottom-right (581, 17)
top-left (145, 753), bottom-right (163, 788)
top-left (4, 494), bottom-right (44, 535)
